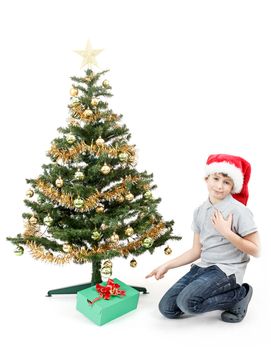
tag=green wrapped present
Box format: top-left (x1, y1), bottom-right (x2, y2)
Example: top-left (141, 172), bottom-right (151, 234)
top-left (76, 278), bottom-right (139, 325)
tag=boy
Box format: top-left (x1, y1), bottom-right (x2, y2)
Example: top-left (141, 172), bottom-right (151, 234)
top-left (146, 154), bottom-right (260, 323)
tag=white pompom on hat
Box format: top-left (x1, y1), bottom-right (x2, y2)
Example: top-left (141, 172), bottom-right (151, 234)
top-left (206, 154), bottom-right (251, 205)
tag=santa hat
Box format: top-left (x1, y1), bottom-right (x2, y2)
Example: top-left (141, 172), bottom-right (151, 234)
top-left (205, 154), bottom-right (251, 205)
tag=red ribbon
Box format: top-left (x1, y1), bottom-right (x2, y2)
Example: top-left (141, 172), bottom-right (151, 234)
top-left (87, 279), bottom-right (126, 305)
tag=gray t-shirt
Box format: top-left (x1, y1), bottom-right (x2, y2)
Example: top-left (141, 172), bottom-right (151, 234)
top-left (192, 194), bottom-right (257, 285)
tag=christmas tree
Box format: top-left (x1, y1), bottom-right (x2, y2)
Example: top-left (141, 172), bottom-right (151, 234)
top-left (7, 41), bottom-right (181, 287)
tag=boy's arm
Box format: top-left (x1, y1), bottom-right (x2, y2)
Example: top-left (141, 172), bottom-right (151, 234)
top-left (212, 209), bottom-right (260, 257)
top-left (145, 232), bottom-right (202, 280)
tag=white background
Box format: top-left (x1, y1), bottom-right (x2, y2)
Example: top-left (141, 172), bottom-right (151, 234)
top-left (0, 0), bottom-right (270, 348)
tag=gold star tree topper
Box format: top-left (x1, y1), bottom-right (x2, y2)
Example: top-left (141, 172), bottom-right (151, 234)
top-left (74, 40), bottom-right (103, 69)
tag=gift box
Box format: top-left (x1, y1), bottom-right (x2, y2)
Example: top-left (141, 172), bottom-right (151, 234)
top-left (76, 278), bottom-right (139, 325)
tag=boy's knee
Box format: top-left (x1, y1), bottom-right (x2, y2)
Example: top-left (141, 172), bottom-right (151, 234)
top-left (158, 299), bottom-right (182, 319)
top-left (177, 292), bottom-right (202, 315)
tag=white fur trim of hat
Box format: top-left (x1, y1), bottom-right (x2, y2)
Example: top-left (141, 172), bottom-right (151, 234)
top-left (205, 161), bottom-right (244, 194)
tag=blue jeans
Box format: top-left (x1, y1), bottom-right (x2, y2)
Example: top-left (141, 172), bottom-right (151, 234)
top-left (159, 264), bottom-right (247, 318)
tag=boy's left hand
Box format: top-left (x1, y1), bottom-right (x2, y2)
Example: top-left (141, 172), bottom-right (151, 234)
top-left (211, 209), bottom-right (233, 237)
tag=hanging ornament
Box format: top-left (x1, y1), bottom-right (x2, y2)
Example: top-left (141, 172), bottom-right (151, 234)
top-left (103, 260), bottom-right (113, 268)
top-left (74, 197), bottom-right (84, 208)
top-left (91, 97), bottom-right (99, 107)
top-left (102, 80), bottom-right (110, 88)
top-left (66, 133), bottom-right (76, 144)
top-left (43, 214), bottom-right (53, 226)
top-left (70, 87), bottom-right (79, 96)
top-left (29, 216), bottom-right (38, 225)
top-left (55, 177), bottom-right (64, 188)
top-left (101, 267), bottom-right (112, 281)
top-left (164, 246), bottom-right (172, 255)
top-left (100, 163), bottom-right (111, 175)
top-left (96, 204), bottom-right (105, 213)
top-left (118, 152), bottom-right (129, 162)
top-left (70, 97), bottom-right (80, 106)
top-left (125, 226), bottom-right (134, 236)
top-left (130, 258), bottom-right (137, 267)
top-left (63, 243), bottom-right (72, 253)
top-left (144, 191), bottom-right (153, 200)
top-left (14, 245), bottom-right (24, 256)
top-left (142, 237), bottom-right (154, 248)
top-left (110, 232), bottom-right (119, 243)
top-left (74, 170), bottom-right (85, 181)
top-left (125, 192), bottom-right (134, 201)
top-left (95, 136), bottom-right (105, 146)
top-left (100, 223), bottom-right (108, 231)
top-left (26, 189), bottom-right (34, 198)
top-left (116, 194), bottom-right (124, 203)
top-left (83, 108), bottom-right (93, 117)
top-left (91, 230), bottom-right (102, 240)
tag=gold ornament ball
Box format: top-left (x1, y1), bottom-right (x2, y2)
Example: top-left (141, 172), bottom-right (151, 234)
top-left (55, 177), bottom-right (64, 188)
top-left (96, 204), bottom-right (105, 213)
top-left (70, 87), bottom-right (78, 96)
top-left (91, 98), bottom-right (99, 107)
top-left (125, 226), bottom-right (134, 236)
top-left (125, 192), bottom-right (134, 201)
top-left (164, 246), bottom-right (172, 255)
top-left (74, 170), bottom-right (85, 181)
top-left (29, 216), bottom-right (38, 225)
top-left (101, 267), bottom-right (112, 281)
top-left (91, 230), bottom-right (102, 240)
top-left (110, 232), bottom-right (119, 243)
top-left (101, 163), bottom-right (111, 175)
top-left (144, 191), bottom-right (153, 200)
top-left (130, 258), bottom-right (137, 268)
top-left (14, 245), bottom-right (24, 256)
top-left (26, 189), bottom-right (34, 198)
top-left (100, 223), bottom-right (108, 231)
top-left (43, 215), bottom-right (53, 226)
top-left (74, 197), bottom-right (84, 208)
top-left (118, 152), bottom-right (129, 162)
top-left (70, 97), bottom-right (80, 107)
top-left (66, 133), bottom-right (76, 144)
top-left (63, 243), bottom-right (72, 253)
top-left (102, 80), bottom-right (110, 88)
top-left (142, 237), bottom-right (154, 248)
top-left (83, 109), bottom-right (93, 117)
top-left (103, 259), bottom-right (113, 268)
top-left (95, 136), bottom-right (105, 146)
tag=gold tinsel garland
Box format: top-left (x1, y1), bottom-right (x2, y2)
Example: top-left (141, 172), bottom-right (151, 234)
top-left (25, 222), bottom-right (166, 264)
top-left (48, 141), bottom-right (135, 163)
top-left (27, 241), bottom-right (72, 264)
top-left (35, 175), bottom-right (140, 212)
top-left (69, 104), bottom-right (120, 124)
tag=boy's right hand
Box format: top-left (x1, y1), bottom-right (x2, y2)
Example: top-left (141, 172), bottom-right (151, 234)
top-left (145, 265), bottom-right (169, 280)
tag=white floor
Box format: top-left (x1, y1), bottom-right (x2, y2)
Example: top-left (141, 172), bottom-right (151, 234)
top-left (1, 240), bottom-right (269, 350)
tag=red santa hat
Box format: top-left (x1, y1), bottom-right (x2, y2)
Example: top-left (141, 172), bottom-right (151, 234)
top-left (205, 154), bottom-right (251, 205)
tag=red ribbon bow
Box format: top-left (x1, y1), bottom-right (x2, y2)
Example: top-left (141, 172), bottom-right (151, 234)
top-left (87, 279), bottom-right (126, 305)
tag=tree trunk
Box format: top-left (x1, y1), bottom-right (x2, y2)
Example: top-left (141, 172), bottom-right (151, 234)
top-left (91, 259), bottom-right (102, 285)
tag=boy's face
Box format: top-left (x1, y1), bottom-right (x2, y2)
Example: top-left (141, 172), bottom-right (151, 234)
top-left (205, 173), bottom-right (234, 203)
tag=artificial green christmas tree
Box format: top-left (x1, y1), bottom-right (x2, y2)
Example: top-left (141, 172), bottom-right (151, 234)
top-left (7, 41), bottom-right (181, 293)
